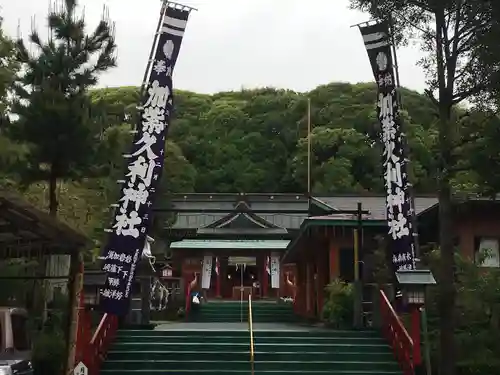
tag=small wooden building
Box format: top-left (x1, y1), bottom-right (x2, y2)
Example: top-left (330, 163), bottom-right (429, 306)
top-left (0, 190), bottom-right (92, 373)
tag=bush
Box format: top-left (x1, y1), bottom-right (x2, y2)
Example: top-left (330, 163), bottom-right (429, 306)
top-left (322, 279), bottom-right (354, 328)
top-left (32, 293), bottom-right (68, 375)
top-left (32, 328), bottom-right (66, 375)
top-left (422, 248), bottom-right (500, 375)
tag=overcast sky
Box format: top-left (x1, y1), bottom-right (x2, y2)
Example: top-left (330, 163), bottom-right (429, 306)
top-left (1, 0), bottom-right (427, 94)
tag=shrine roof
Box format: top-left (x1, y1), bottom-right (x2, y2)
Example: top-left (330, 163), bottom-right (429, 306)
top-left (161, 193), bottom-right (438, 230)
top-left (305, 213), bottom-right (381, 225)
top-left (315, 196), bottom-right (438, 221)
top-left (163, 193), bottom-right (310, 230)
top-left (170, 239), bottom-right (290, 250)
top-left (0, 190), bottom-right (92, 258)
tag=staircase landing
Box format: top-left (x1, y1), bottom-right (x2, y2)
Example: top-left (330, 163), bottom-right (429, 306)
top-left (153, 322), bottom-right (319, 331)
top-left (188, 300), bottom-right (297, 323)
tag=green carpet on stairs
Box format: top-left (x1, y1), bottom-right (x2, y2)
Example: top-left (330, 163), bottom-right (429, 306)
top-left (189, 300), bottom-right (297, 323)
top-left (100, 327), bottom-right (403, 375)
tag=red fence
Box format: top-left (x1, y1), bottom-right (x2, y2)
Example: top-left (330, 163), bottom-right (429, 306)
top-left (75, 274), bottom-right (195, 375)
top-left (379, 289), bottom-right (415, 375)
top-left (83, 313), bottom-right (119, 375)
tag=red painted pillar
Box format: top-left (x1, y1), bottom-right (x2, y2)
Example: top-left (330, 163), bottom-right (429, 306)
top-left (411, 307), bottom-right (422, 366)
top-left (262, 254), bottom-right (269, 298)
top-left (216, 271), bottom-right (221, 297)
top-left (293, 263), bottom-right (300, 314)
top-left (329, 240), bottom-right (339, 281)
top-left (316, 251), bottom-right (325, 316)
top-left (215, 257), bottom-right (221, 297)
top-left (295, 264), bottom-right (303, 315)
top-left (305, 261), bottom-right (312, 317)
top-left (301, 263), bottom-right (308, 316)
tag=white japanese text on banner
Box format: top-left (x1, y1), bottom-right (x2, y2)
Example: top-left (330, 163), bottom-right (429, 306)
top-left (99, 5), bottom-right (191, 316)
top-left (359, 21), bottom-right (416, 271)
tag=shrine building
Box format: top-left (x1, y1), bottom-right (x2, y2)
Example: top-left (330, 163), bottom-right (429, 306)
top-left (154, 193), bottom-right (441, 302)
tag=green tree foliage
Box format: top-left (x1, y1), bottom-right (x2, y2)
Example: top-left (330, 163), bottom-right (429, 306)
top-left (94, 83), bottom-right (446, 195)
top-left (424, 249), bottom-right (500, 375)
top-left (10, 0), bottom-right (117, 216)
top-left (293, 127), bottom-right (380, 193)
top-left (0, 16), bottom-right (17, 117)
top-left (0, 16), bottom-right (26, 172)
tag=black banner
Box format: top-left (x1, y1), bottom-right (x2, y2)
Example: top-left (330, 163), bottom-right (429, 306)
top-left (359, 21), bottom-right (416, 271)
top-left (99, 5), bottom-right (191, 316)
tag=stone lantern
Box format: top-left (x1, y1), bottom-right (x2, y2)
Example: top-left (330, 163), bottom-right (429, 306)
top-left (395, 269), bottom-right (436, 375)
top-left (395, 269), bottom-right (436, 307)
top-left (83, 271), bottom-right (106, 309)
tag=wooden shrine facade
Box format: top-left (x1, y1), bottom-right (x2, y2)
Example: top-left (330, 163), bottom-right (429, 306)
top-left (153, 193), bottom-right (340, 300)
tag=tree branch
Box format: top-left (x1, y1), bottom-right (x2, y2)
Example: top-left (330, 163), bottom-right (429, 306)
top-left (424, 89), bottom-right (439, 106)
top-left (397, 12), bottom-right (436, 40)
top-left (446, 1), bottom-right (463, 90)
top-left (452, 84), bottom-right (487, 105)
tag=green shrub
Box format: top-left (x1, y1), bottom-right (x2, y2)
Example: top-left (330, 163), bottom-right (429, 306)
top-left (322, 279), bottom-right (354, 328)
top-left (32, 329), bottom-right (66, 375)
top-left (422, 248), bottom-right (500, 375)
top-left (32, 299), bottom-right (68, 375)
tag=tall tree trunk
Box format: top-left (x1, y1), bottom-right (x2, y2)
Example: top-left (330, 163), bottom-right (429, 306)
top-left (437, 156), bottom-right (456, 375)
top-left (48, 165), bottom-right (59, 217)
top-left (435, 8), bottom-right (456, 375)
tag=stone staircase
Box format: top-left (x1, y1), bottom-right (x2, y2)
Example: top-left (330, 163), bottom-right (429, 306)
top-left (189, 300), bottom-right (297, 323)
top-left (100, 327), bottom-right (402, 375)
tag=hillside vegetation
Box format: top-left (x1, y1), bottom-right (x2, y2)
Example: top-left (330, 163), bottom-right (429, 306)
top-left (2, 82), bottom-right (497, 240)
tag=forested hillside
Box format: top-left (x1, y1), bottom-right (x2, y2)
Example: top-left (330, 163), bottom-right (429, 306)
top-left (89, 81), bottom-right (497, 195)
top-left (3, 82), bottom-right (499, 239)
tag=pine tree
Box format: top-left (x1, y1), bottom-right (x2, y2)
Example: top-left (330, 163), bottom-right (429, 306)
top-left (11, 0), bottom-right (117, 216)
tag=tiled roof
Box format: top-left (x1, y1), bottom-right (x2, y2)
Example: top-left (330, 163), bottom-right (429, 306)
top-left (170, 239), bottom-right (290, 250)
top-left (316, 196), bottom-right (438, 221)
top-left (307, 213), bottom-right (372, 221)
top-left (166, 193), bottom-right (438, 229)
top-left (169, 194), bottom-right (309, 229)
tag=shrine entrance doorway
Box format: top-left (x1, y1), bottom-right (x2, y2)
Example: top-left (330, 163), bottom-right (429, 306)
top-left (226, 256), bottom-right (258, 300)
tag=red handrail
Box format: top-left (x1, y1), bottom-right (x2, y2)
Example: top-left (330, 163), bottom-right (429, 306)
top-left (185, 273), bottom-right (198, 318)
top-left (84, 313), bottom-right (119, 375)
top-left (379, 289), bottom-right (414, 375)
top-left (286, 272), bottom-right (297, 300)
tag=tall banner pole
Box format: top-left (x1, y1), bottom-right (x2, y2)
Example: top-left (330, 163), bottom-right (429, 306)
top-left (388, 17), bottom-right (421, 262)
top-left (358, 21), bottom-right (416, 272)
top-left (99, 2), bottom-right (195, 316)
top-left (139, 1), bottom-right (169, 97)
top-left (307, 98), bottom-right (312, 195)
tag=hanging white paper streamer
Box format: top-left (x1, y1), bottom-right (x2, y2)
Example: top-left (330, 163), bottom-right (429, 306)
top-left (142, 235), bottom-right (157, 272)
top-left (142, 235), bottom-right (155, 259)
top-left (270, 254), bottom-right (280, 289)
top-left (201, 255), bottom-right (213, 289)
